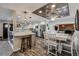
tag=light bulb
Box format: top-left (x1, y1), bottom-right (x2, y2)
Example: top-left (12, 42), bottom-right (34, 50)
top-left (39, 11), bottom-right (42, 13)
top-left (51, 4), bottom-right (56, 8)
top-left (51, 18), bottom-right (55, 21)
top-left (24, 19), bottom-right (27, 20)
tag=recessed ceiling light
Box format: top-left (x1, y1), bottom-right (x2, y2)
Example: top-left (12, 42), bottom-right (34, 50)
top-left (24, 18), bottom-right (27, 20)
top-left (24, 19), bottom-right (27, 20)
top-left (39, 10), bottom-right (42, 13)
top-left (51, 4), bottom-right (56, 8)
top-left (51, 18), bottom-right (55, 21)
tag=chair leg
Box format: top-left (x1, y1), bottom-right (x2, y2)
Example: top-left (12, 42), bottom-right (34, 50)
top-left (47, 45), bottom-right (49, 55)
top-left (55, 47), bottom-right (57, 56)
top-left (75, 46), bottom-right (78, 56)
top-left (71, 46), bottom-right (73, 56)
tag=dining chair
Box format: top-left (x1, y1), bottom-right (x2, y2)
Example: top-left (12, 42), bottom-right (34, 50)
top-left (44, 33), bottom-right (49, 55)
top-left (44, 33), bottom-right (49, 47)
top-left (72, 33), bottom-right (78, 56)
top-left (48, 33), bottom-right (58, 56)
top-left (56, 33), bottom-right (69, 55)
top-left (61, 34), bottom-right (74, 56)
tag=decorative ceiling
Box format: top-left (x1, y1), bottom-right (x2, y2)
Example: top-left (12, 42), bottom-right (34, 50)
top-left (33, 3), bottom-right (70, 20)
top-left (0, 3), bottom-right (70, 24)
top-left (0, 3), bottom-right (47, 13)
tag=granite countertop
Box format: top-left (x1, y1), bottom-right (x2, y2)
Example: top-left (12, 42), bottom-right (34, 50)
top-left (14, 31), bottom-right (35, 37)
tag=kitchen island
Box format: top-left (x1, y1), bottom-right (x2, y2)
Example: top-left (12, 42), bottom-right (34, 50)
top-left (13, 30), bottom-right (36, 51)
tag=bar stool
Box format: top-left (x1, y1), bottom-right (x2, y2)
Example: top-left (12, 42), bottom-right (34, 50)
top-left (21, 37), bottom-right (26, 52)
top-left (26, 35), bottom-right (32, 49)
top-left (21, 35), bottom-right (32, 52)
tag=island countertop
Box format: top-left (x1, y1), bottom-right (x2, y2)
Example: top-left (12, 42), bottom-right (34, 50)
top-left (14, 31), bottom-right (35, 37)
top-left (12, 30), bottom-right (36, 51)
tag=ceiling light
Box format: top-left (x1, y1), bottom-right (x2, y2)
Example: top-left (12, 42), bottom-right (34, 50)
top-left (39, 11), bottom-right (42, 13)
top-left (24, 18), bottom-right (27, 20)
top-left (51, 4), bottom-right (56, 8)
top-left (51, 18), bottom-right (55, 21)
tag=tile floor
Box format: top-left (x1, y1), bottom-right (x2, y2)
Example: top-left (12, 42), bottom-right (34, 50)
top-left (0, 37), bottom-right (77, 56)
top-left (10, 37), bottom-right (47, 56)
top-left (0, 41), bottom-right (13, 56)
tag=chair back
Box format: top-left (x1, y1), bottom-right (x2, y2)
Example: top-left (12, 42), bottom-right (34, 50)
top-left (72, 32), bottom-right (79, 55)
top-left (44, 33), bottom-right (49, 40)
top-left (48, 33), bottom-right (56, 41)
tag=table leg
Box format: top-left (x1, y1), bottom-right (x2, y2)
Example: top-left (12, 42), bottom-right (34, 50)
top-left (21, 38), bottom-right (26, 52)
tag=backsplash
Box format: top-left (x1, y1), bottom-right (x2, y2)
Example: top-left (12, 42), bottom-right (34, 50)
top-left (15, 23), bottom-right (29, 32)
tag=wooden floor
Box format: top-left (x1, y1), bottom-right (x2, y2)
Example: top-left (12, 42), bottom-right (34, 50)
top-left (10, 37), bottom-right (47, 56)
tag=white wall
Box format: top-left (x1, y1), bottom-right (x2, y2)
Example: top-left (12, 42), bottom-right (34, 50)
top-left (69, 4), bottom-right (79, 49)
top-left (0, 22), bottom-right (3, 36)
top-left (69, 3), bottom-right (79, 17)
top-left (0, 7), bottom-right (14, 20)
top-left (49, 3), bottom-right (79, 25)
top-left (54, 16), bottom-right (75, 25)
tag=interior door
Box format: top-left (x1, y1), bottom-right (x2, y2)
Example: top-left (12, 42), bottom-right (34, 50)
top-left (9, 24), bottom-right (13, 44)
top-left (3, 23), bottom-right (8, 39)
top-left (40, 25), bottom-right (46, 38)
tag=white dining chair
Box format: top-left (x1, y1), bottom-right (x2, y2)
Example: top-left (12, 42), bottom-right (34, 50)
top-left (56, 33), bottom-right (69, 54)
top-left (61, 34), bottom-right (75, 56)
top-left (48, 33), bottom-right (58, 56)
top-left (43, 33), bottom-right (49, 55)
top-left (72, 32), bottom-right (78, 56)
top-left (44, 33), bottom-right (49, 47)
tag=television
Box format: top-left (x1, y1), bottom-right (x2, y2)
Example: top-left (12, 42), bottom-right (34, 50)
top-left (75, 9), bottom-right (79, 31)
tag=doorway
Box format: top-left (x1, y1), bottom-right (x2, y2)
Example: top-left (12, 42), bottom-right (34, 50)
top-left (3, 23), bottom-right (8, 39)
